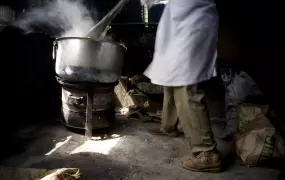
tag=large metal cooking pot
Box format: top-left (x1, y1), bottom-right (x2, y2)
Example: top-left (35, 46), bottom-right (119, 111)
top-left (53, 37), bottom-right (126, 83)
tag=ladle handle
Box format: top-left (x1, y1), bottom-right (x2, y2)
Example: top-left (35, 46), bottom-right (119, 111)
top-left (85, 0), bottom-right (130, 38)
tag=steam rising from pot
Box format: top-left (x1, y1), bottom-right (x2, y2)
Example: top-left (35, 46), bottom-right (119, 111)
top-left (14, 0), bottom-right (97, 37)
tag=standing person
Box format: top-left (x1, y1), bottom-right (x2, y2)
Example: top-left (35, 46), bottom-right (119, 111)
top-left (144, 0), bottom-right (221, 172)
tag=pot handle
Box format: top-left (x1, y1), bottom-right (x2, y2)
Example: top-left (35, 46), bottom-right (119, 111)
top-left (120, 43), bottom-right (128, 51)
top-left (52, 40), bottom-right (58, 60)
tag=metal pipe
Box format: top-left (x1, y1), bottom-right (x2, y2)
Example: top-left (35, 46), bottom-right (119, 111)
top-left (85, 92), bottom-right (93, 139)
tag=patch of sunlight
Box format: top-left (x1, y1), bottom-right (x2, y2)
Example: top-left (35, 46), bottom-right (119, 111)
top-left (120, 107), bottom-right (130, 115)
top-left (70, 136), bottom-right (121, 155)
top-left (45, 136), bottom-right (72, 156)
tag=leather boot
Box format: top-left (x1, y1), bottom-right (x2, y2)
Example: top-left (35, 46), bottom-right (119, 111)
top-left (181, 150), bottom-right (222, 172)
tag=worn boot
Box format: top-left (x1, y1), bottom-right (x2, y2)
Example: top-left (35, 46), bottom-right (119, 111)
top-left (181, 150), bottom-right (222, 172)
top-left (148, 127), bottom-right (179, 137)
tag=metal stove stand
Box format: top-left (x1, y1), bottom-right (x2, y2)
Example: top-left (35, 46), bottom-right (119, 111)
top-left (56, 77), bottom-right (118, 139)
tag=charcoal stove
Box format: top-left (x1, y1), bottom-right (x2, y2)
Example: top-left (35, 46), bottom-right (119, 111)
top-left (57, 77), bottom-right (118, 130)
top-left (53, 37), bottom-right (126, 138)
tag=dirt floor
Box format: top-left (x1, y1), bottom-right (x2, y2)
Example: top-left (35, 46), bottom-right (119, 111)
top-left (0, 116), bottom-right (281, 180)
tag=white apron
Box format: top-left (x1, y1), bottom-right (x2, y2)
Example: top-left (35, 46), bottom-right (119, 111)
top-left (144, 0), bottom-right (219, 86)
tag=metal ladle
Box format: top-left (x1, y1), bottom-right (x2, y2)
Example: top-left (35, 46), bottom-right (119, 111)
top-left (85, 0), bottom-right (130, 40)
top-left (83, 0), bottom-right (130, 139)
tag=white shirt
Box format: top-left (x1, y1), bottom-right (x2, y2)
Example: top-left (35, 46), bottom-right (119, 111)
top-left (144, 0), bottom-right (219, 86)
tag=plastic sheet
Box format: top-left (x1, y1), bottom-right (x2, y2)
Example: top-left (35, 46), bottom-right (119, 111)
top-left (221, 68), bottom-right (263, 138)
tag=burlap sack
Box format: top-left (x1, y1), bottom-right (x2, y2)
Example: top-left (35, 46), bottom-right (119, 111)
top-left (39, 168), bottom-right (81, 180)
top-left (235, 104), bottom-right (285, 166)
